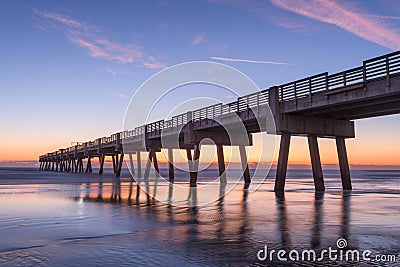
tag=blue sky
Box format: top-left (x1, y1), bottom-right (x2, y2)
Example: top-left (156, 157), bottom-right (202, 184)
top-left (1, 0), bottom-right (400, 165)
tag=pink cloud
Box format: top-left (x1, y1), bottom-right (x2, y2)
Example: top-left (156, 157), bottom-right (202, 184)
top-left (33, 8), bottom-right (98, 32)
top-left (34, 9), bottom-right (166, 68)
top-left (270, 0), bottom-right (400, 50)
top-left (211, 56), bottom-right (290, 65)
top-left (142, 61), bottom-right (167, 69)
top-left (192, 34), bottom-right (206, 45)
top-left (142, 56), bottom-right (167, 69)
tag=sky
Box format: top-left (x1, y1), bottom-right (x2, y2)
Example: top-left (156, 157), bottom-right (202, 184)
top-left (1, 0), bottom-right (400, 168)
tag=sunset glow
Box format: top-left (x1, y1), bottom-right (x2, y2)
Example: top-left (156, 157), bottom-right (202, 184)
top-left (1, 1), bottom-right (400, 168)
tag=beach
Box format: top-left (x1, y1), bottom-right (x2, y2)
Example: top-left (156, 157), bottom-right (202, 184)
top-left (0, 168), bottom-right (399, 266)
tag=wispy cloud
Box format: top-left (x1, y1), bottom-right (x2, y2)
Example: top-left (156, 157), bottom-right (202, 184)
top-left (211, 56), bottom-right (290, 65)
top-left (33, 9), bottom-right (166, 68)
top-left (105, 67), bottom-right (116, 76)
top-left (269, 0), bottom-right (400, 50)
top-left (361, 13), bottom-right (400, 21)
top-left (192, 34), bottom-right (206, 45)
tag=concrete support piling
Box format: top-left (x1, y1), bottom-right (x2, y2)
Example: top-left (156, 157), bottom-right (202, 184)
top-left (85, 156), bottom-right (92, 174)
top-left (217, 145), bottom-right (227, 184)
top-left (144, 149), bottom-right (153, 180)
top-left (136, 151), bottom-right (142, 178)
top-left (115, 153), bottom-right (124, 177)
top-left (239, 145), bottom-right (251, 190)
top-left (336, 137), bottom-right (352, 190)
top-left (99, 155), bottom-right (105, 175)
top-left (168, 148), bottom-right (174, 182)
top-left (308, 135), bottom-right (325, 192)
top-left (128, 153), bottom-right (135, 177)
top-left (112, 155), bottom-right (116, 174)
top-left (189, 145), bottom-right (200, 187)
top-left (152, 151), bottom-right (159, 178)
top-left (67, 158), bottom-right (72, 172)
top-left (274, 133), bottom-right (291, 193)
top-left (78, 158), bottom-right (83, 173)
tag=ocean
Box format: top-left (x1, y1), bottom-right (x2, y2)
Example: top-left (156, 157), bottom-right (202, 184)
top-left (0, 167), bottom-right (399, 266)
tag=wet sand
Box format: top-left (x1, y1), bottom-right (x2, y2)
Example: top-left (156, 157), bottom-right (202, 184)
top-left (0, 168), bottom-right (399, 266)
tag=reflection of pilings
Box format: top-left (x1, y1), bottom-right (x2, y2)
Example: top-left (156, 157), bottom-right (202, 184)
top-left (217, 145), bottom-right (227, 184)
top-left (136, 183), bottom-right (140, 201)
top-left (167, 182), bottom-right (174, 206)
top-left (153, 169), bottom-right (160, 199)
top-left (239, 145), bottom-right (251, 190)
top-left (111, 177), bottom-right (121, 202)
top-left (341, 191), bottom-right (351, 242)
top-left (188, 187), bottom-right (199, 224)
top-left (84, 182), bottom-right (90, 199)
top-left (275, 194), bottom-right (291, 249)
top-left (311, 192), bottom-right (324, 249)
top-left (188, 187), bottom-right (198, 208)
top-left (238, 188), bottom-right (250, 245)
top-left (216, 183), bottom-right (226, 240)
top-left (128, 180), bottom-right (133, 204)
top-left (97, 177), bottom-right (103, 200)
top-left (219, 183), bottom-right (227, 202)
top-left (143, 178), bottom-right (151, 204)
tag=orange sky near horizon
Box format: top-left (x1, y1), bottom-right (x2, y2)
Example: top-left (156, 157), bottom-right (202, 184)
top-left (1, 115), bottom-right (399, 167)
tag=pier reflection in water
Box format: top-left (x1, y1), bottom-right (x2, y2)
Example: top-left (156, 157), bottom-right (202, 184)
top-left (69, 177), bottom-right (394, 265)
top-left (2, 172), bottom-right (398, 266)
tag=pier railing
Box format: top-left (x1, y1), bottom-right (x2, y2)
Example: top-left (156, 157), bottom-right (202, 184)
top-left (40, 50), bottom-right (400, 158)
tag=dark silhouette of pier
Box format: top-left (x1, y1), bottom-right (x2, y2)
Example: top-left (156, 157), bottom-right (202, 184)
top-left (39, 51), bottom-right (400, 192)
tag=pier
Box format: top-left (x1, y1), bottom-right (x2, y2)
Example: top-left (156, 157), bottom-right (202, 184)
top-left (39, 51), bottom-right (400, 192)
